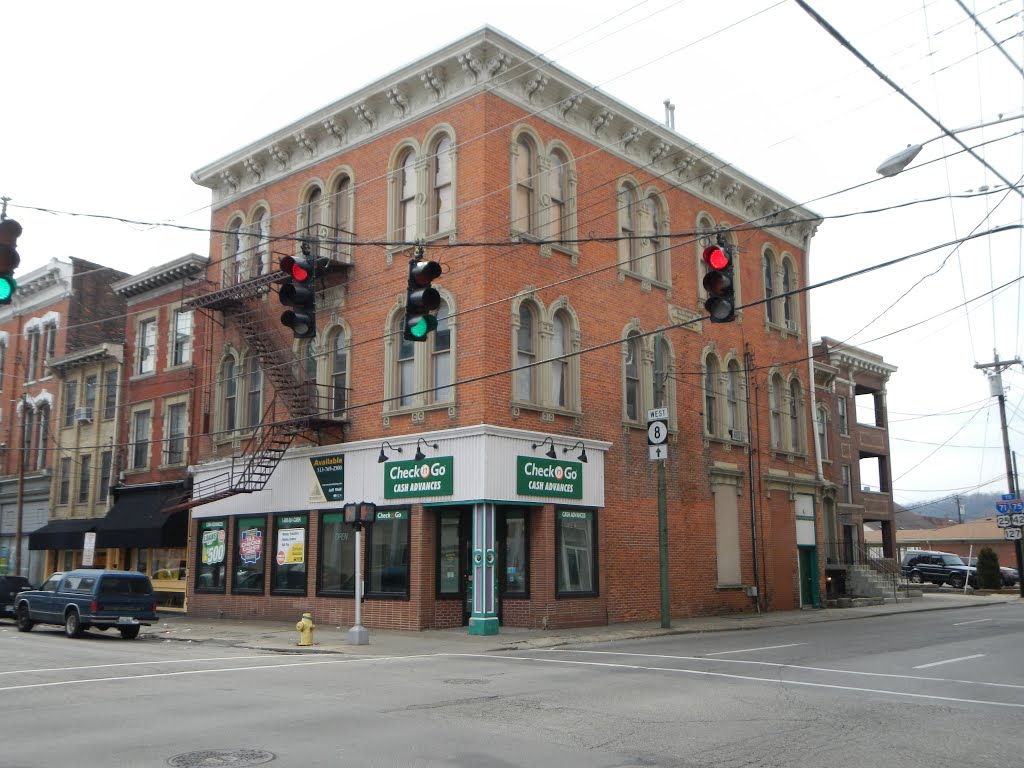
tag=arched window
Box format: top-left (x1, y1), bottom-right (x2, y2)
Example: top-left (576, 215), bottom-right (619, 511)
top-left (36, 404), bottom-right (50, 470)
top-left (551, 310), bottom-right (570, 408)
top-left (618, 183), bottom-right (640, 269)
top-left (431, 300), bottom-right (452, 403)
top-left (652, 335), bottom-right (670, 409)
top-left (642, 194), bottom-right (665, 281)
top-left (398, 149), bottom-right (418, 243)
top-left (816, 404), bottom-right (829, 459)
top-left (549, 150), bottom-right (568, 241)
top-left (515, 303), bottom-right (537, 402)
top-left (704, 355), bottom-right (720, 436)
top-left (301, 339), bottom-right (318, 385)
top-left (624, 332), bottom-right (641, 422)
top-left (514, 135), bottom-right (538, 235)
top-left (397, 315), bottom-right (416, 407)
top-left (331, 175), bottom-right (353, 258)
top-left (22, 406), bottom-right (35, 460)
top-left (226, 216), bottom-right (244, 285)
top-left (782, 258), bottom-right (795, 329)
top-left (789, 379), bottom-right (803, 452)
top-left (249, 208), bottom-right (270, 278)
top-left (245, 357), bottom-right (263, 429)
top-left (303, 187), bottom-right (323, 241)
top-left (330, 329), bottom-right (348, 416)
top-left (769, 373), bottom-right (784, 448)
top-left (221, 357), bottom-right (237, 433)
top-left (429, 135), bottom-right (453, 236)
top-left (726, 359), bottom-right (743, 439)
top-left (764, 250), bottom-right (776, 324)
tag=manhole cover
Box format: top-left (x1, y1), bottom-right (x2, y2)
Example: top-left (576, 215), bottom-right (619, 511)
top-left (168, 749), bottom-right (275, 767)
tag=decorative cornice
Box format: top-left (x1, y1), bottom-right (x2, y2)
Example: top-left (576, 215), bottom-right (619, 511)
top-left (111, 253), bottom-right (209, 298)
top-left (191, 26), bottom-right (820, 248)
top-left (47, 342), bottom-right (123, 377)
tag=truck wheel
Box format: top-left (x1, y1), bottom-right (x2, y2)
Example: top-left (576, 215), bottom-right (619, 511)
top-left (119, 625), bottom-right (140, 640)
top-left (16, 605), bottom-right (34, 632)
top-left (64, 610), bottom-right (84, 638)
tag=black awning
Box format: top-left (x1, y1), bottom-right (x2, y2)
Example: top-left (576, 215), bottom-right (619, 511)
top-left (28, 518), bottom-right (103, 550)
top-left (95, 483), bottom-right (189, 549)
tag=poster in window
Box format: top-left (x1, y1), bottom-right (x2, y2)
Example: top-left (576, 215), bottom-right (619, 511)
top-left (239, 528), bottom-right (263, 564)
top-left (277, 527), bottom-right (305, 565)
top-left (202, 529), bottom-right (226, 565)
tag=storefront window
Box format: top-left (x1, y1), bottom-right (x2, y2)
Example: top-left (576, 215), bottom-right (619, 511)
top-left (196, 519), bottom-right (227, 593)
top-left (318, 512), bottom-right (355, 595)
top-left (438, 513), bottom-right (460, 595)
top-left (367, 509), bottom-right (409, 596)
top-left (271, 513), bottom-right (308, 594)
top-left (135, 548), bottom-right (148, 576)
top-left (232, 516), bottom-right (266, 594)
top-left (555, 509), bottom-right (597, 596)
top-left (150, 548), bottom-right (186, 581)
top-left (504, 510), bottom-right (528, 595)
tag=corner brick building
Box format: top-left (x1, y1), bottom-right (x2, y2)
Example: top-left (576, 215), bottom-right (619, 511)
top-left (180, 27), bottom-right (827, 631)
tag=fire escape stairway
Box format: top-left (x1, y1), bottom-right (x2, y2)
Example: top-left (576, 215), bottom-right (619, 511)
top-left (167, 272), bottom-right (341, 512)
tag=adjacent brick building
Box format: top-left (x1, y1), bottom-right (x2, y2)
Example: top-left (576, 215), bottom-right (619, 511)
top-left (179, 27), bottom-right (825, 630)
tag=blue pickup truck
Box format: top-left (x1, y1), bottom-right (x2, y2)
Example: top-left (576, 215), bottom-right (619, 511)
top-left (14, 569), bottom-right (158, 640)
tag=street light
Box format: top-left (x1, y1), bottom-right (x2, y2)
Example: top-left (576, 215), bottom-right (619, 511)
top-left (876, 113), bottom-right (1024, 181)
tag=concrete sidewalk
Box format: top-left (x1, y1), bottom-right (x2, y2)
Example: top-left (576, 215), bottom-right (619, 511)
top-left (142, 590), bottom-right (1021, 656)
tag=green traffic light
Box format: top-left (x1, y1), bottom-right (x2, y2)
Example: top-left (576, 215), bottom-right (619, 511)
top-left (407, 314), bottom-right (438, 340)
top-left (0, 275), bottom-right (15, 303)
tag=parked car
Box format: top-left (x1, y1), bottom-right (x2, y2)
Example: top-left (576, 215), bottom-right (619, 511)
top-left (962, 557), bottom-right (1020, 588)
top-left (0, 575), bottom-right (34, 618)
top-left (900, 550), bottom-right (977, 588)
top-left (14, 569), bottom-right (158, 639)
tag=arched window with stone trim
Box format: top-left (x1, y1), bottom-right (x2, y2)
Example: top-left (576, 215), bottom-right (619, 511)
top-left (328, 326), bottom-right (349, 416)
top-left (763, 248), bottom-right (777, 325)
top-left (704, 353), bottom-right (721, 437)
top-left (769, 372), bottom-right (784, 449)
top-left (250, 206), bottom-right (270, 277)
top-left (789, 378), bottom-right (804, 453)
top-left (726, 358), bottom-right (744, 440)
top-left (330, 173), bottom-right (354, 259)
top-left (245, 355), bottom-right (263, 429)
top-left (219, 353), bottom-right (240, 434)
top-left (397, 147), bottom-right (418, 244)
top-left (781, 254), bottom-right (798, 331)
top-left (623, 331), bottom-right (642, 423)
top-left (224, 215), bottom-right (244, 286)
top-left (617, 182), bottom-right (640, 270)
top-left (513, 134), bottom-right (539, 236)
top-left (430, 300), bottom-right (452, 403)
top-left (514, 302), bottom-right (539, 403)
top-left (428, 134), bottom-right (454, 237)
top-left (550, 309), bottom-right (570, 409)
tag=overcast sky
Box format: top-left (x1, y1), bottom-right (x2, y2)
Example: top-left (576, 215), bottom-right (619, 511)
top-left (5, 0), bottom-right (1022, 509)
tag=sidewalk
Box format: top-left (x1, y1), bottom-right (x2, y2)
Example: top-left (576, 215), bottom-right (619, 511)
top-left (143, 590), bottom-right (1021, 657)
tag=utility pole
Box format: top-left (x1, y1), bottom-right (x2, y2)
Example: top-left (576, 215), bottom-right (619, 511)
top-left (13, 393), bottom-right (27, 576)
top-left (654, 334), bottom-right (670, 628)
top-left (974, 351), bottom-right (1023, 597)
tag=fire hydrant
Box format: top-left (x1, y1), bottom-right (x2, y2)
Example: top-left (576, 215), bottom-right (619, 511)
top-left (295, 612), bottom-right (315, 646)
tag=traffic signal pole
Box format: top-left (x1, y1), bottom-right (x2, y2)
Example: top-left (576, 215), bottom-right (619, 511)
top-left (974, 352), bottom-right (1024, 598)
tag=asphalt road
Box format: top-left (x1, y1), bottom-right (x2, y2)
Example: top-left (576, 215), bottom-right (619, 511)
top-left (2, 604), bottom-right (1022, 768)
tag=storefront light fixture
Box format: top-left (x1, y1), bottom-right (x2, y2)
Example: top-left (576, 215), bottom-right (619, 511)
top-left (531, 436), bottom-right (557, 459)
top-left (377, 441), bottom-right (403, 463)
top-left (563, 441), bottom-right (588, 463)
top-left (414, 437), bottom-right (439, 462)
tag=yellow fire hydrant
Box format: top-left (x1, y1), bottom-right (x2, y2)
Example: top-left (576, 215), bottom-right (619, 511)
top-left (295, 612), bottom-right (315, 646)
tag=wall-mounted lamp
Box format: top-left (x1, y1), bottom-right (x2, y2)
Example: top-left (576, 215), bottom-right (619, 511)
top-left (562, 441), bottom-right (588, 463)
top-left (531, 436), bottom-right (557, 459)
top-left (414, 437), bottom-right (439, 462)
top-left (377, 441), bottom-right (403, 463)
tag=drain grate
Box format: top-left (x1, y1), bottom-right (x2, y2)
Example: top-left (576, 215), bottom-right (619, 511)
top-left (168, 749), bottom-right (275, 767)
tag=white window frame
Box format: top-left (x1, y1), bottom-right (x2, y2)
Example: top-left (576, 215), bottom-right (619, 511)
top-left (383, 294), bottom-right (457, 414)
top-left (136, 315), bottom-right (157, 377)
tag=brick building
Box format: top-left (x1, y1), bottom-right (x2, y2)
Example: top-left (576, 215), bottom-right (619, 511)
top-left (181, 27), bottom-right (824, 631)
top-left (812, 336), bottom-right (899, 597)
top-left (0, 256), bottom-right (128, 586)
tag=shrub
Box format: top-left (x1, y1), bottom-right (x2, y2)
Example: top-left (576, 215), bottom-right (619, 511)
top-left (977, 547), bottom-right (1002, 590)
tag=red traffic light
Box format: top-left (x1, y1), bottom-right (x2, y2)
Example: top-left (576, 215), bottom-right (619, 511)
top-left (280, 255), bottom-right (310, 282)
top-left (702, 244), bottom-right (729, 271)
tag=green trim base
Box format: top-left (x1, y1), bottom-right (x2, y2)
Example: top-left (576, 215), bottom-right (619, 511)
top-left (467, 616), bottom-right (499, 635)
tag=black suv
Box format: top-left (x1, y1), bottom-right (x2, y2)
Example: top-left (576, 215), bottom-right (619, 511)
top-left (901, 550), bottom-right (976, 588)
top-left (1, 575), bottom-right (33, 618)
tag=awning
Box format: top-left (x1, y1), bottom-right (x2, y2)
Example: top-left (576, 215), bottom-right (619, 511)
top-left (95, 483), bottom-right (189, 549)
top-left (28, 518), bottom-right (102, 550)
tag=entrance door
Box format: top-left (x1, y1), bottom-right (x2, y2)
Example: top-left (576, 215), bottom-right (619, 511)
top-left (798, 547), bottom-right (820, 608)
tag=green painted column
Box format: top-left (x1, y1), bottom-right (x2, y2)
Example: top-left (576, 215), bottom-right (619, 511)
top-left (468, 503), bottom-right (498, 635)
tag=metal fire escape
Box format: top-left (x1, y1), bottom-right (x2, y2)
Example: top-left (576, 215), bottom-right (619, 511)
top-left (169, 237), bottom-right (351, 511)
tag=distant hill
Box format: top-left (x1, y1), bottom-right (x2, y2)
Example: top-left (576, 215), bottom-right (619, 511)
top-left (897, 491), bottom-right (1013, 524)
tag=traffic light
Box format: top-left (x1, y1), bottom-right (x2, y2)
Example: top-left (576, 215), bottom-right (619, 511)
top-left (0, 218), bottom-right (22, 305)
top-left (404, 251), bottom-right (442, 342)
top-left (702, 237), bottom-right (735, 323)
top-left (279, 243), bottom-right (316, 338)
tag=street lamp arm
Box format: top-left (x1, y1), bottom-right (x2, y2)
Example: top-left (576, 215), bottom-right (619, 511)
top-left (876, 114), bottom-right (1024, 177)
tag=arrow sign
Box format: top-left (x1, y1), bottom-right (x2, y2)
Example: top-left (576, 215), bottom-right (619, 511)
top-left (649, 445), bottom-right (668, 462)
